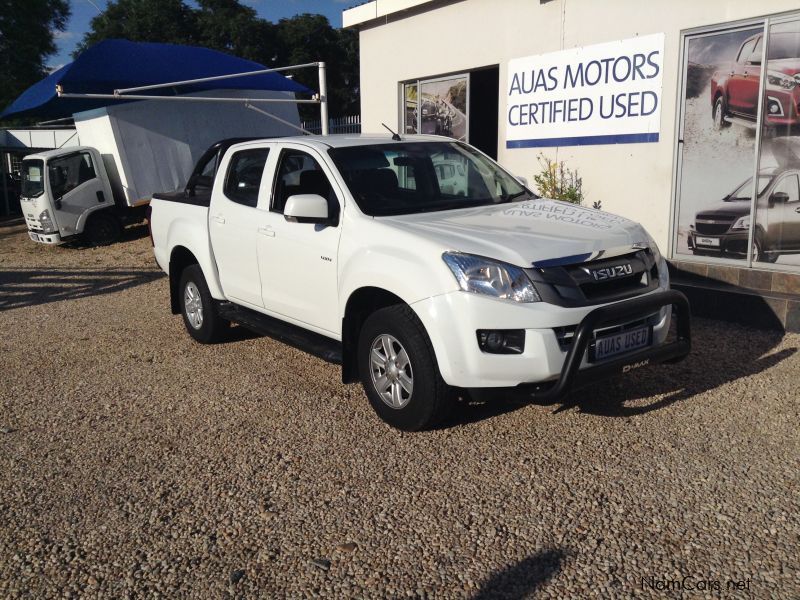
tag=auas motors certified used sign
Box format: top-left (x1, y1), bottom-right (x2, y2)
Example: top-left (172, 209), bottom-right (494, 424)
top-left (506, 33), bottom-right (665, 148)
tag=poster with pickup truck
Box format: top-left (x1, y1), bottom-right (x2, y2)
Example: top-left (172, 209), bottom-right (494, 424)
top-left (676, 19), bottom-right (800, 267)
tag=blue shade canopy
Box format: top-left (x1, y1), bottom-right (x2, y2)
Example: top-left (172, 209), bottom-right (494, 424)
top-left (1, 39), bottom-right (312, 120)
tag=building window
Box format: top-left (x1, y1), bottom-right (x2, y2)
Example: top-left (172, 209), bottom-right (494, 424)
top-left (674, 13), bottom-right (800, 271)
top-left (401, 74), bottom-right (469, 141)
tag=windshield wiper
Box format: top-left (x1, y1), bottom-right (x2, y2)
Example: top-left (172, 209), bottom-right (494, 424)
top-left (501, 190), bottom-right (531, 203)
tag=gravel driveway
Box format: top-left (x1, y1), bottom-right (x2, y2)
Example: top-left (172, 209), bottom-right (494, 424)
top-left (1, 218), bottom-right (798, 598)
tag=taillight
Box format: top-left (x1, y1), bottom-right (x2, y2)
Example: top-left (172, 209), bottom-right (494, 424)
top-left (145, 204), bottom-right (154, 247)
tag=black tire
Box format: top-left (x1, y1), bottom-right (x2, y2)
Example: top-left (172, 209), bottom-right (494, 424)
top-left (84, 211), bottom-right (122, 246)
top-left (179, 264), bottom-right (229, 343)
top-left (358, 304), bottom-right (453, 431)
top-left (754, 239), bottom-right (779, 263)
top-left (713, 96), bottom-right (730, 131)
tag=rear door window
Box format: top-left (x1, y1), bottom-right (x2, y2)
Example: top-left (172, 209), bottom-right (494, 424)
top-left (223, 149), bottom-right (270, 207)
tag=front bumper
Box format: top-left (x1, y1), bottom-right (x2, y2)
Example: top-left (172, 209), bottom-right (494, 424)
top-left (411, 286), bottom-right (686, 389)
top-left (688, 230), bottom-right (748, 257)
top-left (27, 229), bottom-right (63, 245)
top-left (525, 290), bottom-right (690, 401)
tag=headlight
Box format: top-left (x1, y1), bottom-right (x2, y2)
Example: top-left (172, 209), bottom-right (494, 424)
top-left (767, 70), bottom-right (799, 90)
top-left (442, 252), bottom-right (540, 303)
top-left (639, 234), bottom-right (668, 288)
top-left (731, 216), bottom-right (749, 230)
top-left (38, 209), bottom-right (57, 233)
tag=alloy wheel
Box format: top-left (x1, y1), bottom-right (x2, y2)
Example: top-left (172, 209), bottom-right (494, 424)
top-left (369, 334), bottom-right (414, 409)
top-left (184, 281), bottom-right (204, 329)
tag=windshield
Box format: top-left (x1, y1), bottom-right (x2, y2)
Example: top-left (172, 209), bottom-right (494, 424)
top-left (21, 160), bottom-right (45, 198)
top-left (768, 31), bottom-right (800, 60)
top-left (328, 141), bottom-right (535, 216)
top-left (726, 175), bottom-right (772, 201)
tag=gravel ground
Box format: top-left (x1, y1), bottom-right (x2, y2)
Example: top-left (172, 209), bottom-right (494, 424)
top-left (1, 217), bottom-right (798, 598)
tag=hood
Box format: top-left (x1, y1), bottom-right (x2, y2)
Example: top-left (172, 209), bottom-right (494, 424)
top-left (768, 58), bottom-right (800, 77)
top-left (696, 199), bottom-right (751, 219)
top-left (381, 199), bottom-right (649, 267)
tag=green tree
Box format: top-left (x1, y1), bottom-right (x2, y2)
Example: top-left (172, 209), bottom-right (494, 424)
top-left (74, 0), bottom-right (197, 55)
top-left (194, 0), bottom-right (275, 62)
top-left (0, 0), bottom-right (71, 113)
top-left (273, 14), bottom-right (360, 118)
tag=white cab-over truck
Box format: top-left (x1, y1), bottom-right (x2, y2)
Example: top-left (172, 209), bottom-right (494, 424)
top-left (149, 134), bottom-right (691, 430)
top-left (19, 92), bottom-right (298, 246)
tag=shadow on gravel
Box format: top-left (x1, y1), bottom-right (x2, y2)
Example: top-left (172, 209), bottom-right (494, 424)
top-left (472, 549), bottom-right (566, 599)
top-left (442, 319), bottom-right (796, 426)
top-left (0, 268), bottom-right (163, 311)
top-left (62, 222), bottom-right (151, 248)
top-left (552, 321), bottom-right (796, 418)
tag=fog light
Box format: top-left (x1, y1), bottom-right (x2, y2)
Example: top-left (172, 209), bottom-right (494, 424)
top-left (766, 98), bottom-right (783, 116)
top-left (476, 329), bottom-right (525, 354)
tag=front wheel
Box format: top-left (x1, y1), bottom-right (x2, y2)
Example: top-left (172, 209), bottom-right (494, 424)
top-left (84, 211), bottom-right (122, 246)
top-left (179, 264), bottom-right (229, 343)
top-left (753, 239), bottom-right (779, 263)
top-left (713, 96), bottom-right (730, 131)
top-left (358, 305), bottom-right (453, 431)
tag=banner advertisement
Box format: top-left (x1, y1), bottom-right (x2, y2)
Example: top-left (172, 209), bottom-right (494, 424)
top-left (506, 33), bottom-right (665, 148)
top-left (676, 20), bottom-right (800, 267)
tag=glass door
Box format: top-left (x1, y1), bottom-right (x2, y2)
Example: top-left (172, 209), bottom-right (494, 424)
top-left (753, 15), bottom-right (800, 267)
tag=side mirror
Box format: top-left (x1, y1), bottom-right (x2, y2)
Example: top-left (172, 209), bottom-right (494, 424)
top-left (516, 176), bottom-right (529, 187)
top-left (284, 194), bottom-right (330, 224)
top-left (769, 191), bottom-right (790, 207)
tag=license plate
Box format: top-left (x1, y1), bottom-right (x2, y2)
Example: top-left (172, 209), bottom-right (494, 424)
top-left (591, 325), bottom-right (651, 362)
top-left (696, 236), bottom-right (720, 247)
top-left (29, 232), bottom-right (40, 242)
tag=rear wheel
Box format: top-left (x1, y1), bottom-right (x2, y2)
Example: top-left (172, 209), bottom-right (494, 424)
top-left (84, 211), bottom-right (122, 246)
top-left (358, 305), bottom-right (453, 431)
top-left (179, 264), bottom-right (229, 343)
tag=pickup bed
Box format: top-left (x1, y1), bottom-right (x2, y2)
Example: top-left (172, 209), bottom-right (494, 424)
top-left (150, 134), bottom-right (690, 430)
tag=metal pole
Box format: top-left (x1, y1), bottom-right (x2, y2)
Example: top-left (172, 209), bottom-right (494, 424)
top-left (245, 103), bottom-right (312, 135)
top-left (318, 62), bottom-right (329, 136)
top-left (746, 19), bottom-right (770, 268)
top-left (58, 92), bottom-right (320, 104)
top-left (114, 62), bottom-right (321, 95)
top-left (1, 152), bottom-right (10, 217)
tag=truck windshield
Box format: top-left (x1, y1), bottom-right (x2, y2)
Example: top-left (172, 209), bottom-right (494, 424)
top-left (726, 175), bottom-right (772, 201)
top-left (21, 160), bottom-right (45, 198)
top-left (328, 142), bottom-right (535, 216)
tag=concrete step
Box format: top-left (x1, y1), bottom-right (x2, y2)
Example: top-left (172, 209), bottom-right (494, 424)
top-left (668, 260), bottom-right (800, 332)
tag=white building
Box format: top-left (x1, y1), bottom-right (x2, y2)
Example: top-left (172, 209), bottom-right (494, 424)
top-left (345, 0), bottom-right (800, 330)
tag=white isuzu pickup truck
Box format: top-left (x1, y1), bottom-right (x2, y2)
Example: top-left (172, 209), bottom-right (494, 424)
top-left (149, 134), bottom-right (690, 430)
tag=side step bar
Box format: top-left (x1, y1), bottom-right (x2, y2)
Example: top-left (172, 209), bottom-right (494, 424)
top-left (217, 302), bottom-right (343, 364)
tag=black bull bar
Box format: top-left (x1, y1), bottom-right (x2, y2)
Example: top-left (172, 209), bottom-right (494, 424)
top-left (529, 290), bottom-right (691, 402)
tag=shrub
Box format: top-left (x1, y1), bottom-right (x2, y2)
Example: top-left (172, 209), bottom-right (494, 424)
top-left (532, 153), bottom-right (584, 205)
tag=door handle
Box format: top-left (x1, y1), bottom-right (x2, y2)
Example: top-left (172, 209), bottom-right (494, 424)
top-left (795, 207), bottom-right (800, 213)
top-left (212, 214), bottom-right (225, 224)
top-left (258, 226), bottom-right (275, 237)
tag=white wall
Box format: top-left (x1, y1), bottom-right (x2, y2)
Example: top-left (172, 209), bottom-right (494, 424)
top-left (355, 0), bottom-right (800, 251)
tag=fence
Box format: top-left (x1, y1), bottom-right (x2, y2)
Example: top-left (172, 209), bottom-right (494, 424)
top-left (301, 115), bottom-right (361, 135)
